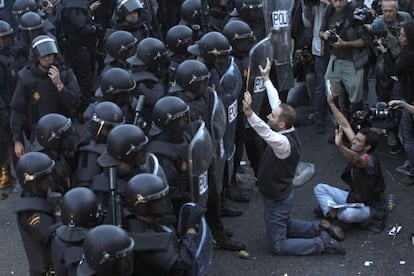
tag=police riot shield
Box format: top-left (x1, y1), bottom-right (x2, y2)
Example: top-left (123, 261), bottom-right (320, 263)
top-left (188, 121), bottom-right (213, 206)
top-left (218, 57), bottom-right (242, 186)
top-left (145, 152), bottom-right (168, 186)
top-left (210, 89), bottom-right (226, 193)
top-left (262, 0), bottom-right (295, 91)
top-left (177, 202), bottom-right (213, 276)
top-left (247, 37), bottom-right (274, 113)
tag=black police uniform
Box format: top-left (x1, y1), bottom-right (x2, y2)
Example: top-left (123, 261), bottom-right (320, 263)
top-left (76, 141), bottom-right (106, 187)
top-left (61, 0), bottom-right (98, 103)
top-left (10, 62), bottom-right (81, 143)
top-left (50, 226), bottom-right (87, 276)
top-left (14, 196), bottom-right (58, 276)
top-left (126, 216), bottom-right (198, 275)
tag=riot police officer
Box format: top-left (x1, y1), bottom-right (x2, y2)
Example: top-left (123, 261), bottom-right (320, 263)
top-left (14, 11), bottom-right (48, 69)
top-left (108, 0), bottom-right (154, 42)
top-left (165, 25), bottom-right (193, 88)
top-left (127, 37), bottom-right (168, 132)
top-left (61, 0), bottom-right (101, 105)
top-left (179, 0), bottom-right (217, 35)
top-left (188, 31), bottom-right (244, 217)
top-left (11, 0), bottom-right (39, 27)
top-left (124, 173), bottom-right (203, 275)
top-left (223, 19), bottom-right (260, 203)
top-left (13, 151), bottom-right (59, 276)
top-left (93, 124), bottom-right (148, 224)
top-left (35, 113), bottom-right (81, 193)
top-left (169, 59), bottom-right (247, 251)
top-left (0, 20), bottom-right (18, 189)
top-left (10, 34), bottom-right (81, 159)
top-left (101, 30), bottom-right (137, 74)
top-left (51, 187), bottom-right (102, 276)
top-left (147, 96), bottom-right (193, 215)
top-left (77, 224), bottom-right (135, 276)
top-left (228, 0), bottom-right (266, 41)
top-left (95, 67), bottom-right (137, 124)
top-left (76, 101), bottom-right (125, 187)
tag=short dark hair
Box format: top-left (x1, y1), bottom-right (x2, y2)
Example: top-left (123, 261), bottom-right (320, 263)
top-left (278, 103), bottom-right (296, 129)
top-left (359, 128), bottom-right (379, 153)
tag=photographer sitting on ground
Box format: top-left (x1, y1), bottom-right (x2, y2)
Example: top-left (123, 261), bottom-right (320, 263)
top-left (313, 94), bottom-right (386, 234)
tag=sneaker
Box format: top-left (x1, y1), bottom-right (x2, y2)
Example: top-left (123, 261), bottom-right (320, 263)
top-left (214, 235), bottom-right (246, 251)
top-left (398, 174), bottom-right (414, 186)
top-left (319, 231), bottom-right (345, 255)
top-left (319, 219), bottom-right (345, 241)
top-left (396, 160), bottom-right (411, 176)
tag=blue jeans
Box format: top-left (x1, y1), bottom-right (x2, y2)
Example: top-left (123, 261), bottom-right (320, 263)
top-left (314, 184), bottom-right (371, 223)
top-left (312, 55), bottom-right (330, 124)
top-left (262, 191), bottom-right (324, 255)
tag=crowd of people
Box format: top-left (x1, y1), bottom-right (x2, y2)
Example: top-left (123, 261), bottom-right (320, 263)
top-left (0, 0), bottom-right (414, 275)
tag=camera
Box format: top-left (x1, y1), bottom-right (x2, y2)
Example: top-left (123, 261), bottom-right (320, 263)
top-left (351, 102), bottom-right (399, 131)
top-left (372, 30), bottom-right (388, 47)
top-left (353, 7), bottom-right (374, 24)
top-left (327, 22), bottom-right (343, 44)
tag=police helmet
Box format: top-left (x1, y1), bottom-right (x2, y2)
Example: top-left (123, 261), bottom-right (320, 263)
top-left (125, 173), bottom-right (169, 217)
top-left (152, 96), bottom-right (190, 131)
top-left (97, 124), bottom-right (148, 167)
top-left (35, 113), bottom-right (79, 152)
top-left (15, 152), bottom-right (55, 195)
top-left (232, 0), bottom-right (263, 21)
top-left (0, 21), bottom-right (14, 37)
top-left (222, 20), bottom-right (255, 54)
top-left (180, 0), bottom-right (209, 26)
top-left (77, 225), bottom-right (134, 276)
top-left (89, 101), bottom-right (125, 142)
top-left (105, 30), bottom-right (137, 64)
top-left (187, 31), bottom-right (231, 65)
top-left (98, 68), bottom-right (136, 99)
top-left (12, 0), bottom-right (38, 17)
top-left (166, 25), bottom-right (193, 55)
top-left (127, 37), bottom-right (167, 67)
top-left (170, 59), bottom-right (210, 96)
top-left (116, 0), bottom-right (143, 21)
top-left (61, 187), bottom-right (102, 228)
top-left (31, 34), bottom-right (58, 60)
top-left (18, 11), bottom-right (43, 31)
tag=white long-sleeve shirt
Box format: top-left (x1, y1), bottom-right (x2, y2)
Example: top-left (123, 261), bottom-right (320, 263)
top-left (247, 79), bottom-right (294, 160)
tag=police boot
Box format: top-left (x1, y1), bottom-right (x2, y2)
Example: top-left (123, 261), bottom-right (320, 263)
top-left (226, 177), bottom-right (250, 203)
top-left (0, 165), bottom-right (11, 189)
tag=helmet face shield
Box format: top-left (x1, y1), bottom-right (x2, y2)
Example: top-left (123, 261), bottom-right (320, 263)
top-left (187, 73), bottom-right (210, 96)
top-left (32, 37), bottom-right (58, 58)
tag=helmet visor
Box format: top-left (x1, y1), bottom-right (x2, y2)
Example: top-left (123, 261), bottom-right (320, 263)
top-left (32, 37), bottom-right (58, 57)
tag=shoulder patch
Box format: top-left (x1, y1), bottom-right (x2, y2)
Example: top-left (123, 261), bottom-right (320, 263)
top-left (28, 214), bottom-right (41, 226)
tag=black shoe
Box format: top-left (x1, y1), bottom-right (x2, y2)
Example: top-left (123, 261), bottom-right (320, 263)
top-left (396, 160), bottom-right (411, 176)
top-left (315, 123), bottom-right (325, 134)
top-left (398, 175), bottom-right (414, 186)
top-left (224, 228), bottom-right (234, 238)
top-left (319, 219), bottom-right (345, 241)
top-left (389, 145), bottom-right (403, 155)
top-left (319, 231), bottom-right (345, 255)
top-left (214, 236), bottom-right (246, 251)
top-left (226, 184), bottom-right (250, 203)
top-left (221, 205), bottom-right (243, 217)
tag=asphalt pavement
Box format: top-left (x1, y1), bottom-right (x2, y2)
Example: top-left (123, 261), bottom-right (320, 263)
top-left (0, 107), bottom-right (413, 276)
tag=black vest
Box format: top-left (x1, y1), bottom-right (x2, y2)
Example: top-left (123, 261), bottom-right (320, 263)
top-left (257, 130), bottom-right (301, 201)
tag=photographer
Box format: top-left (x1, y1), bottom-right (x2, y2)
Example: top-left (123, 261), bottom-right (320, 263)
top-left (378, 21), bottom-right (414, 185)
top-left (319, 0), bottom-right (371, 118)
top-left (286, 39), bottom-right (316, 110)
